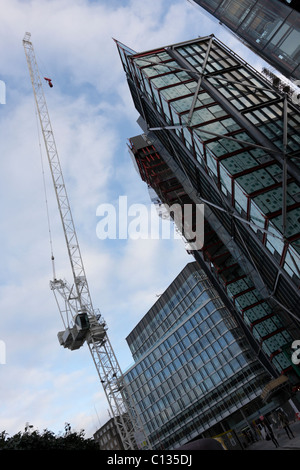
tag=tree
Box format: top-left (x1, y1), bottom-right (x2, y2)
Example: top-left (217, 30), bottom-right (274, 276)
top-left (0, 426), bottom-right (99, 450)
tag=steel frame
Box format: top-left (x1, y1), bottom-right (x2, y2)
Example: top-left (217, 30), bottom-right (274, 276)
top-left (117, 35), bottom-right (300, 323)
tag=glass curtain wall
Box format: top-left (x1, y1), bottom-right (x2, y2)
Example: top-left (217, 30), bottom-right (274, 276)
top-left (117, 36), bottom-right (300, 382)
top-left (124, 263), bottom-right (270, 449)
top-left (192, 0), bottom-right (300, 79)
top-left (128, 136), bottom-right (295, 376)
top-left (118, 37), bottom-right (300, 282)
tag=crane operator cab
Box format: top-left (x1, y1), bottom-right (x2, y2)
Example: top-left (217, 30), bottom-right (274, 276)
top-left (57, 311), bottom-right (90, 351)
top-left (75, 312), bottom-right (90, 330)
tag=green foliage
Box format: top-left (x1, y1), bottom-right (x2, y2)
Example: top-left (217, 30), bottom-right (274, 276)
top-left (0, 427), bottom-right (99, 450)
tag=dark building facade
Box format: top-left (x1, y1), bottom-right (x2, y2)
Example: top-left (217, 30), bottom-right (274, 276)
top-left (94, 417), bottom-right (125, 450)
top-left (124, 262), bottom-right (273, 450)
top-left (191, 0), bottom-right (300, 80)
top-left (116, 35), bottom-right (300, 388)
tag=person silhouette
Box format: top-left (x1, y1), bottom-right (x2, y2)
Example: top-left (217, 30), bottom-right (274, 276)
top-left (277, 409), bottom-right (295, 439)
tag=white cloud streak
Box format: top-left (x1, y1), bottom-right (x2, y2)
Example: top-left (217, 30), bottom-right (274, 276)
top-left (0, 0), bottom-right (265, 439)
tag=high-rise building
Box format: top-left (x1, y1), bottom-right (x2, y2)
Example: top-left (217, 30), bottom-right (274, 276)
top-left (191, 0), bottom-right (300, 81)
top-left (123, 262), bottom-right (278, 450)
top-left (116, 35), bottom-right (300, 387)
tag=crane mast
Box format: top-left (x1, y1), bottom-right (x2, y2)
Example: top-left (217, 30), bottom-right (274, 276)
top-left (23, 32), bottom-right (149, 450)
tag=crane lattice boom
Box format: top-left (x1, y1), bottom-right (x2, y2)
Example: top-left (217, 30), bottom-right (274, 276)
top-left (23, 32), bottom-right (149, 450)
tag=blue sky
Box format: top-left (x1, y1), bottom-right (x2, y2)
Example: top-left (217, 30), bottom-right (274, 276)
top-left (0, 0), bottom-right (268, 438)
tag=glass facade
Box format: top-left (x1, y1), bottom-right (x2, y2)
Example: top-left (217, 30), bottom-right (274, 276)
top-left (124, 263), bottom-right (270, 449)
top-left (117, 35), bottom-right (300, 381)
top-left (118, 35), bottom-right (300, 290)
top-left (192, 0), bottom-right (300, 80)
top-left (128, 134), bottom-right (295, 376)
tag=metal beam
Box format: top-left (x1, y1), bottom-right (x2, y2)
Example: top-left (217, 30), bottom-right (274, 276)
top-left (282, 95), bottom-right (288, 237)
top-left (186, 36), bottom-right (213, 126)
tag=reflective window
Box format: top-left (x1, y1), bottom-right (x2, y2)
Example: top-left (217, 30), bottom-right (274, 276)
top-left (217, 0), bottom-right (254, 28)
top-left (234, 182), bottom-right (248, 214)
top-left (264, 10), bottom-right (300, 73)
top-left (249, 200), bottom-right (266, 232)
top-left (219, 165), bottom-right (232, 196)
top-left (124, 265), bottom-right (272, 447)
top-left (237, 0), bottom-right (291, 46)
top-left (284, 245), bottom-right (300, 278)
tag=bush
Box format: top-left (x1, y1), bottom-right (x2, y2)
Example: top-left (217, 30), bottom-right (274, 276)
top-left (0, 427), bottom-right (99, 450)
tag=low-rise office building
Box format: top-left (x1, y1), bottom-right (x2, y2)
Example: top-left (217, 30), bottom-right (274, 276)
top-left (93, 417), bottom-right (124, 450)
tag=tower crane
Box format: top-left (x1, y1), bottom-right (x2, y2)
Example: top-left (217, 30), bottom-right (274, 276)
top-left (23, 32), bottom-right (150, 450)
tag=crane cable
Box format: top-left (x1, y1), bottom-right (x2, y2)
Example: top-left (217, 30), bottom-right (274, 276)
top-left (34, 104), bottom-right (57, 281)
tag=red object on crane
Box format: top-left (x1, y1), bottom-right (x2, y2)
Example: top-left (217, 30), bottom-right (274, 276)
top-left (44, 77), bottom-right (53, 88)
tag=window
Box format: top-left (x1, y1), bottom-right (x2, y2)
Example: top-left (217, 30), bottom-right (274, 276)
top-left (249, 200), bottom-right (265, 232)
top-left (217, 0), bottom-right (253, 28)
top-left (222, 152), bottom-right (258, 175)
top-left (211, 372), bottom-right (222, 386)
top-left (206, 149), bottom-right (218, 177)
top-left (265, 222), bottom-right (284, 257)
top-left (264, 10), bottom-right (300, 72)
top-left (161, 96), bottom-right (171, 124)
top-left (238, 0), bottom-right (291, 46)
top-left (234, 182), bottom-right (248, 214)
top-left (284, 245), bottom-right (300, 278)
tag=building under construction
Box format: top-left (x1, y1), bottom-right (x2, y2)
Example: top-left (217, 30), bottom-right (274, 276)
top-left (116, 34), bottom-right (300, 393)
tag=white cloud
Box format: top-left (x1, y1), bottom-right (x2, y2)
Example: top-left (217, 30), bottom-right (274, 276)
top-left (0, 0), bottom-right (259, 441)
top-left (0, 0), bottom-right (197, 439)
